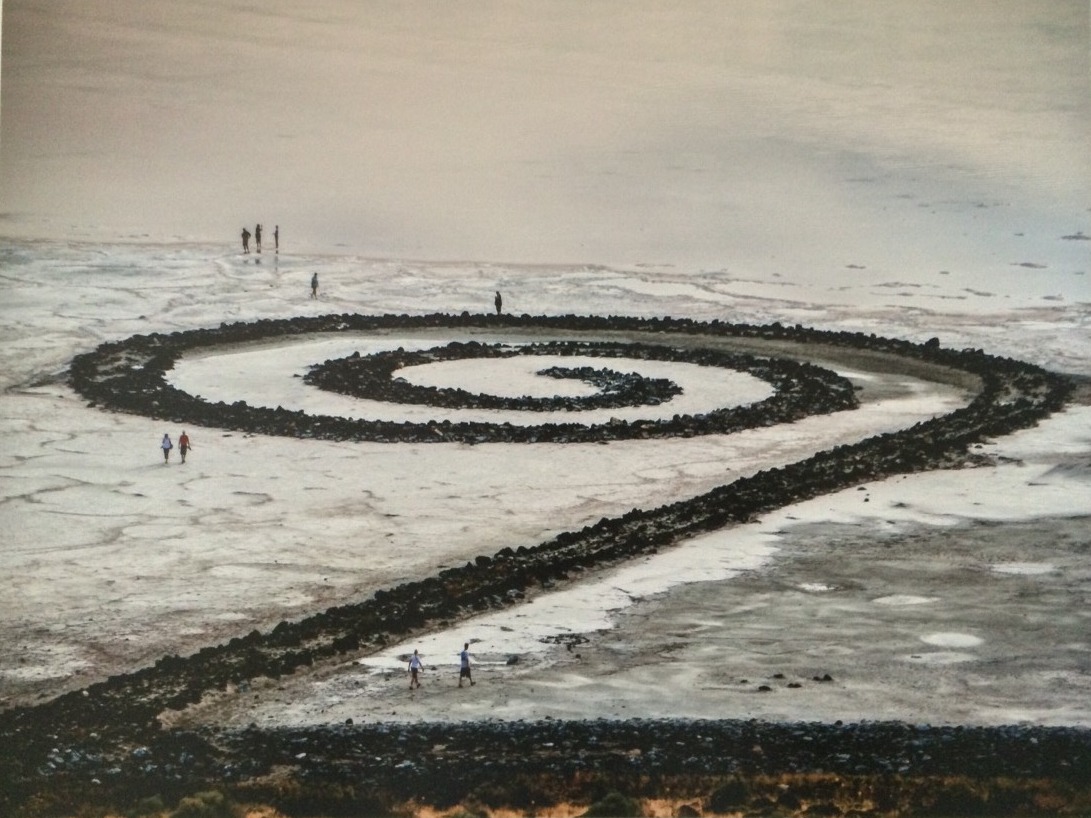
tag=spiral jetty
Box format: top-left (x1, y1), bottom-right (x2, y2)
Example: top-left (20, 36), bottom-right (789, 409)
top-left (2, 314), bottom-right (1085, 817)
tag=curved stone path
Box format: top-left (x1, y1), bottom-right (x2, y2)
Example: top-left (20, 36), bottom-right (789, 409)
top-left (2, 314), bottom-right (1079, 816)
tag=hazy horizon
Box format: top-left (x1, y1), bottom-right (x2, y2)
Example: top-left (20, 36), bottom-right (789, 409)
top-left (2, 1), bottom-right (1087, 286)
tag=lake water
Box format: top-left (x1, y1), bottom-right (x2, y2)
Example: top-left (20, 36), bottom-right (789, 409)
top-left (2, 1), bottom-right (1086, 300)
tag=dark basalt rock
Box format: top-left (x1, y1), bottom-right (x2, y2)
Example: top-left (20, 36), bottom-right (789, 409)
top-left (306, 340), bottom-right (689, 411)
top-left (69, 317), bottom-right (863, 444)
top-left (0, 314), bottom-right (1079, 815)
top-left (5, 718), bottom-right (1088, 815)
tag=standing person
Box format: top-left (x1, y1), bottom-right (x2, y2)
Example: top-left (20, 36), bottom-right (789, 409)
top-left (255, 224), bottom-right (262, 253)
top-left (178, 431), bottom-right (191, 464)
top-left (408, 649), bottom-right (424, 689)
top-left (161, 433), bottom-right (173, 463)
top-left (310, 272), bottom-right (319, 299)
top-left (241, 227), bottom-right (251, 254)
top-left (494, 291), bottom-right (502, 315)
top-left (458, 642), bottom-right (474, 687)
top-left (274, 225), bottom-right (279, 254)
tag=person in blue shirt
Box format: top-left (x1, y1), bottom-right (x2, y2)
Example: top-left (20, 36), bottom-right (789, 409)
top-left (459, 643), bottom-right (475, 687)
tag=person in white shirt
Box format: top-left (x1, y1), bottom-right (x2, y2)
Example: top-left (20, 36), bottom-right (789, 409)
top-left (408, 649), bottom-right (424, 689)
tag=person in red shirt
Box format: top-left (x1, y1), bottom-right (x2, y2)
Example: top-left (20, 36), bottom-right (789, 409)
top-left (178, 431), bottom-right (192, 464)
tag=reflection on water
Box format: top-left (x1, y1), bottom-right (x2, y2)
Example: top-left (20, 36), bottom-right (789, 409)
top-left (1, 1), bottom-right (1086, 293)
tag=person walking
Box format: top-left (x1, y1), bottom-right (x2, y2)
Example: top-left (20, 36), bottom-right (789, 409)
top-left (274, 225), bottom-right (279, 254)
top-left (310, 272), bottom-right (319, 299)
top-left (255, 224), bottom-right (262, 253)
top-left (178, 431), bottom-right (191, 464)
top-left (408, 649), bottom-right (424, 689)
top-left (458, 642), bottom-right (475, 687)
top-left (241, 227), bottom-right (251, 254)
top-left (494, 291), bottom-right (502, 315)
top-left (161, 433), bottom-right (173, 464)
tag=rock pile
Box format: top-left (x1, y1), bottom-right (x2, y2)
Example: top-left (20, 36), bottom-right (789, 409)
top-left (8, 718), bottom-right (1091, 815)
top-left (69, 315), bottom-right (862, 443)
top-left (0, 314), bottom-right (1078, 815)
top-left (306, 340), bottom-right (688, 411)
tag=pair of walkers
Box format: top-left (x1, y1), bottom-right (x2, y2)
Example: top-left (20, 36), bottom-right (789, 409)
top-left (160, 431), bottom-right (192, 464)
top-left (408, 643), bottom-right (475, 690)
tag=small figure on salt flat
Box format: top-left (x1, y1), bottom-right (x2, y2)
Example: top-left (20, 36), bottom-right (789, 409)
top-left (408, 649), bottom-right (424, 689)
top-left (458, 642), bottom-right (475, 687)
top-left (494, 291), bottom-right (502, 315)
top-left (178, 431), bottom-right (192, 464)
top-left (274, 224), bottom-right (279, 254)
top-left (254, 223), bottom-right (262, 253)
top-left (161, 433), bottom-right (173, 464)
top-left (311, 272), bottom-right (319, 299)
top-left (241, 227), bottom-right (251, 254)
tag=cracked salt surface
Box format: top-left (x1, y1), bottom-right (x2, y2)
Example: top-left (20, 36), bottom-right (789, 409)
top-left (199, 406), bottom-right (1091, 730)
top-left (1, 242), bottom-right (1089, 728)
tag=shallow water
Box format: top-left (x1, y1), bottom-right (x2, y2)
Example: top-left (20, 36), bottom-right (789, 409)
top-left (2, 1), bottom-right (1087, 295)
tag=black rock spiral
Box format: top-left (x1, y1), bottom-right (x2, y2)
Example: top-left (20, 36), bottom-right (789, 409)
top-left (1, 313), bottom-right (1077, 816)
